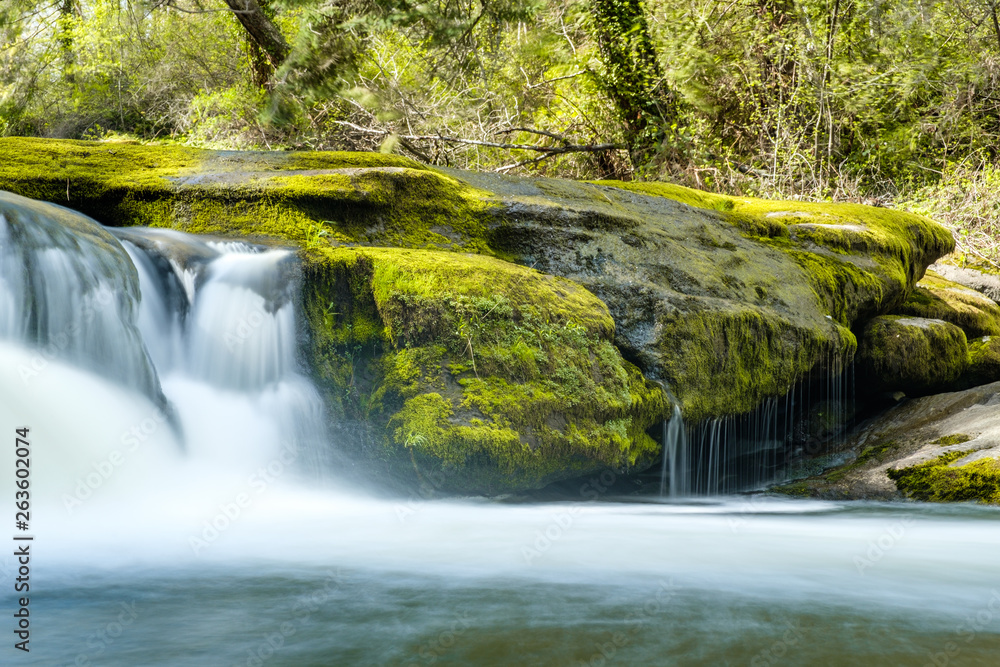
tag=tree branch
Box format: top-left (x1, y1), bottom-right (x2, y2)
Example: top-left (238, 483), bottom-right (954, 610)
top-left (331, 120), bottom-right (625, 154)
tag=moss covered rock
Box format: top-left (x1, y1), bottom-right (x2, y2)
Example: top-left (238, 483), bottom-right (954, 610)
top-left (0, 137), bottom-right (959, 492)
top-left (887, 451), bottom-right (1000, 503)
top-left (0, 137), bottom-right (496, 250)
top-left (301, 246), bottom-right (667, 494)
top-left (896, 269), bottom-right (1000, 337)
top-left (966, 335), bottom-right (1000, 387)
top-left (857, 315), bottom-right (969, 394)
top-left (453, 170), bottom-right (951, 421)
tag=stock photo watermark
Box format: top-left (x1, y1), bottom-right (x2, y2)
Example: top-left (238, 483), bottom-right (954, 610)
top-left (17, 290), bottom-right (113, 384)
top-left (224, 302), bottom-right (269, 352)
top-left (406, 611), bottom-right (474, 666)
top-left (61, 407), bottom-right (171, 514)
top-left (64, 601), bottom-right (139, 667)
top-left (579, 579), bottom-right (678, 666)
top-left (924, 589), bottom-right (1000, 667)
top-left (229, 569), bottom-right (344, 667)
top-left (521, 468), bottom-right (620, 565)
top-left (853, 515), bottom-right (915, 575)
top-left (189, 442), bottom-right (300, 555)
top-left (749, 623), bottom-right (805, 667)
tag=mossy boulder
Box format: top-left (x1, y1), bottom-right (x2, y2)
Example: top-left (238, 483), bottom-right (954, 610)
top-left (301, 246), bottom-right (667, 494)
top-left (857, 315), bottom-right (969, 394)
top-left (966, 335), bottom-right (1000, 387)
top-left (452, 170), bottom-right (952, 421)
top-left (896, 269), bottom-right (1000, 337)
top-left (929, 261), bottom-right (1000, 303)
top-left (0, 137), bottom-right (959, 492)
top-left (879, 270), bottom-right (1000, 391)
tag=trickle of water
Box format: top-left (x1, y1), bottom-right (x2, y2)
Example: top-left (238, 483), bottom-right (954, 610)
top-left (660, 405), bottom-right (688, 497)
top-left (663, 361), bottom-right (856, 496)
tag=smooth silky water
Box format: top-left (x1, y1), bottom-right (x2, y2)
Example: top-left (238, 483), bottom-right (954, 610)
top-left (0, 193), bottom-right (998, 666)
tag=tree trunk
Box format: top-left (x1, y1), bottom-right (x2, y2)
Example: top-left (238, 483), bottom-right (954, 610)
top-left (222, 0), bottom-right (289, 86)
top-left (589, 0), bottom-right (681, 170)
top-left (57, 0), bottom-right (76, 85)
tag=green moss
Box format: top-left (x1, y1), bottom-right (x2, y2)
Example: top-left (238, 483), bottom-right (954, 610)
top-left (932, 433), bottom-right (972, 446)
top-left (897, 270), bottom-right (1000, 338)
top-left (659, 305), bottom-right (855, 423)
top-left (591, 177), bottom-right (955, 419)
top-left (596, 179), bottom-right (951, 310)
top-left (888, 451), bottom-right (1000, 503)
top-left (302, 245), bottom-right (668, 494)
top-left (594, 179), bottom-right (952, 273)
top-left (771, 481), bottom-right (814, 497)
top-left (3, 138), bottom-right (959, 452)
top-left (589, 180), bottom-right (735, 212)
top-left (966, 335), bottom-right (1000, 386)
top-left (284, 151), bottom-right (427, 171)
top-left (0, 137), bottom-right (199, 226)
top-left (819, 439), bottom-right (899, 483)
top-left (0, 137), bottom-right (499, 252)
top-left (858, 315), bottom-right (969, 394)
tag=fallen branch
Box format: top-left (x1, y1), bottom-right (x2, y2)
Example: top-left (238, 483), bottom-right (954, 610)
top-left (331, 121), bottom-right (625, 166)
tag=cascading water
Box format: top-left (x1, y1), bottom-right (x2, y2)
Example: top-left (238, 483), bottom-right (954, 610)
top-left (0, 192), bottom-right (163, 407)
top-left (0, 190), bottom-right (332, 534)
top-left (659, 405), bottom-right (688, 497)
top-left (1, 191), bottom-right (997, 665)
top-left (661, 361), bottom-right (857, 497)
top-left (113, 227), bottom-right (329, 477)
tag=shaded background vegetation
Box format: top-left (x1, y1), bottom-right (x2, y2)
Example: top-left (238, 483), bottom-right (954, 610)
top-left (3, 0), bottom-right (1000, 262)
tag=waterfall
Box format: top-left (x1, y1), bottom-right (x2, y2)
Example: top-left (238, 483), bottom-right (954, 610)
top-left (661, 364), bottom-right (856, 496)
top-left (112, 227), bottom-right (329, 476)
top-left (0, 191), bottom-right (164, 406)
top-left (659, 405), bottom-right (688, 497)
top-left (0, 192), bottom-right (331, 507)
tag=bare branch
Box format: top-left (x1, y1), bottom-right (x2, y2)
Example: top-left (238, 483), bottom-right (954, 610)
top-left (332, 121), bottom-right (624, 153)
top-left (495, 127), bottom-right (570, 144)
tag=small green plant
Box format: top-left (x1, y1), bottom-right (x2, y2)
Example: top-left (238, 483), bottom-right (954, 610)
top-left (305, 221), bottom-right (332, 249)
top-left (456, 318), bottom-right (479, 378)
top-left (322, 301), bottom-right (338, 328)
top-left (403, 431), bottom-right (428, 448)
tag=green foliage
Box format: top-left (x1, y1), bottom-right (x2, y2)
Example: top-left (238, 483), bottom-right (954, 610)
top-left (897, 161), bottom-right (1000, 268)
top-left (1, 0), bottom-right (251, 141)
top-left (588, 0), bottom-right (679, 167)
top-left (4, 0), bottom-right (1000, 216)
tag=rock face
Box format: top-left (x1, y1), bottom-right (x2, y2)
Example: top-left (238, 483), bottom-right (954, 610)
top-left (301, 247), bottom-right (667, 494)
top-left (0, 137), bottom-right (958, 494)
top-left (929, 262), bottom-right (1000, 303)
top-left (779, 382), bottom-right (1000, 503)
top-left (453, 173), bottom-right (952, 421)
top-left (857, 315), bottom-right (969, 394)
top-left (855, 269), bottom-right (1000, 398)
